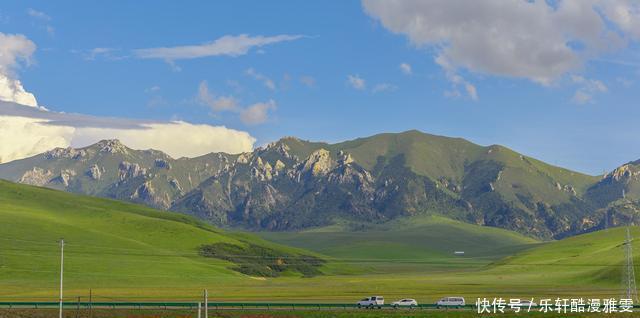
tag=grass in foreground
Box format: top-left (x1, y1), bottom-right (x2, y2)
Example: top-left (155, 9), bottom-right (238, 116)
top-left (1, 180), bottom-right (639, 304)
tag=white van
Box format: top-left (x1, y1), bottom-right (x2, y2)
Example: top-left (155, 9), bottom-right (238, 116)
top-left (357, 296), bottom-right (384, 308)
top-left (436, 297), bottom-right (465, 308)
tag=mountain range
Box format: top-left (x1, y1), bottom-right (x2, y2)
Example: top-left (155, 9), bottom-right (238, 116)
top-left (0, 130), bottom-right (638, 239)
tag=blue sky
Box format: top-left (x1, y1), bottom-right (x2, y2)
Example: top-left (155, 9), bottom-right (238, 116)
top-left (1, 0), bottom-right (640, 175)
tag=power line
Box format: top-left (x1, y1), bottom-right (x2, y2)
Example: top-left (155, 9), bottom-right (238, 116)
top-left (622, 227), bottom-right (638, 302)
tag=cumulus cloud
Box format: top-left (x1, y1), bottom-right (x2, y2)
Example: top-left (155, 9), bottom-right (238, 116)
top-left (0, 32), bottom-right (38, 107)
top-left (347, 74), bottom-right (366, 90)
top-left (0, 115), bottom-right (73, 163)
top-left (240, 100), bottom-right (276, 125)
top-left (399, 63), bottom-right (412, 75)
top-left (0, 33), bottom-right (257, 163)
top-left (197, 81), bottom-right (238, 112)
top-left (133, 34), bottom-right (303, 60)
top-left (245, 68), bottom-right (276, 91)
top-left (0, 101), bottom-right (256, 163)
top-left (363, 0), bottom-right (640, 92)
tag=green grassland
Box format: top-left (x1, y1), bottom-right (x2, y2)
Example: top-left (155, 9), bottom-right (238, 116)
top-left (258, 215), bottom-right (540, 272)
top-left (1, 180), bottom-right (638, 305)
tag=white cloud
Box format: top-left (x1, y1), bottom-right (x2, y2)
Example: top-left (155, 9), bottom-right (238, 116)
top-left (0, 102), bottom-right (256, 163)
top-left (26, 8), bottom-right (54, 35)
top-left (300, 75), bottom-right (316, 87)
top-left (72, 121), bottom-right (254, 158)
top-left (27, 8), bottom-right (51, 21)
top-left (363, 0), bottom-right (640, 85)
top-left (465, 83), bottom-right (478, 101)
top-left (436, 56), bottom-right (478, 101)
top-left (240, 100), bottom-right (276, 125)
top-left (0, 33), bottom-right (256, 163)
top-left (399, 63), bottom-right (412, 75)
top-left (133, 34), bottom-right (303, 60)
top-left (372, 83), bottom-right (397, 93)
top-left (347, 74), bottom-right (366, 90)
top-left (0, 33), bottom-right (38, 107)
top-left (600, 0), bottom-right (640, 39)
top-left (84, 47), bottom-right (127, 61)
top-left (197, 81), bottom-right (238, 112)
top-left (246, 68), bottom-right (276, 91)
top-left (145, 85), bottom-right (160, 93)
top-left (0, 115), bottom-right (73, 163)
top-left (571, 75), bottom-right (607, 104)
top-left (571, 90), bottom-right (592, 104)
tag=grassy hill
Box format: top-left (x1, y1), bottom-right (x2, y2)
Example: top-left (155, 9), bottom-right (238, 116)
top-left (0, 180), bottom-right (328, 299)
top-left (258, 215), bottom-right (539, 272)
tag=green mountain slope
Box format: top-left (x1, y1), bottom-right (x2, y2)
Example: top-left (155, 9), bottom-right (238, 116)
top-left (487, 226), bottom-right (639, 287)
top-left (259, 215), bottom-right (539, 272)
top-left (0, 180), bottom-right (326, 297)
top-left (2, 130), bottom-right (634, 239)
top-left (1, 179), bottom-right (637, 301)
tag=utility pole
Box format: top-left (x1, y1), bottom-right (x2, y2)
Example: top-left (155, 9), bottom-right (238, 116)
top-left (59, 239), bottom-right (64, 318)
top-left (89, 289), bottom-right (93, 318)
top-left (622, 228), bottom-right (638, 302)
top-left (204, 289), bottom-right (208, 318)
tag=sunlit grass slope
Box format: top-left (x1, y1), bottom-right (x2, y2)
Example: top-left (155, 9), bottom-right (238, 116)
top-left (0, 180), bottom-right (326, 299)
top-left (259, 215), bottom-right (540, 272)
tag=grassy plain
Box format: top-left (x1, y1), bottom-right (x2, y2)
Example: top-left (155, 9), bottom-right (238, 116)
top-left (0, 180), bottom-right (636, 306)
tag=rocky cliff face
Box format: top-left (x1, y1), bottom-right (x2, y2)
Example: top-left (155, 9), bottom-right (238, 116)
top-left (0, 131), bottom-right (637, 239)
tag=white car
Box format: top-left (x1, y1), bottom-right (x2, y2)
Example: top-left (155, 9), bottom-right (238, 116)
top-left (357, 296), bottom-right (384, 308)
top-left (392, 298), bottom-right (418, 308)
top-left (436, 297), bottom-right (465, 308)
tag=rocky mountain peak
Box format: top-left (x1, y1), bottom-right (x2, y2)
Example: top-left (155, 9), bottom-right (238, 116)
top-left (338, 150), bottom-right (354, 165)
top-left (301, 149), bottom-right (333, 176)
top-left (603, 163), bottom-right (640, 182)
top-left (44, 147), bottom-right (86, 160)
top-left (95, 139), bottom-right (128, 154)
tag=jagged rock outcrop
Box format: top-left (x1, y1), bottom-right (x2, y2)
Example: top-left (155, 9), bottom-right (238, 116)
top-left (131, 181), bottom-right (171, 209)
top-left (97, 139), bottom-right (128, 154)
top-left (19, 167), bottom-right (53, 186)
top-left (301, 149), bottom-right (333, 177)
top-left (52, 169), bottom-right (76, 187)
top-left (154, 159), bottom-right (172, 170)
top-left (45, 147), bottom-right (86, 160)
top-left (87, 164), bottom-right (103, 180)
top-left (118, 161), bottom-right (146, 181)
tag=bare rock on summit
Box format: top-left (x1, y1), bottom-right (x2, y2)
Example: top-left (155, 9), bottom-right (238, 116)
top-left (302, 149), bottom-right (333, 176)
top-left (97, 139), bottom-right (128, 154)
top-left (44, 147), bottom-right (86, 160)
